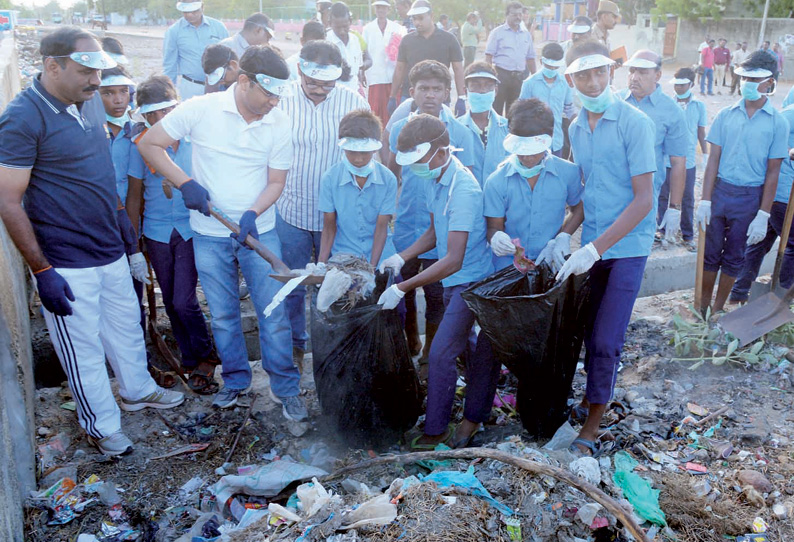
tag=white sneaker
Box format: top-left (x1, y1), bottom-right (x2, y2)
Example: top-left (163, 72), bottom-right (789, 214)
top-left (120, 387), bottom-right (185, 412)
top-left (88, 431), bottom-right (134, 456)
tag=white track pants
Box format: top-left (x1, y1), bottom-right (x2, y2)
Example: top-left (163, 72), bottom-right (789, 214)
top-left (41, 255), bottom-right (158, 439)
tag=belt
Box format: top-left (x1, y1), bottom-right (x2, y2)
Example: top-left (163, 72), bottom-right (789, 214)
top-left (495, 66), bottom-right (524, 75)
top-left (181, 75), bottom-right (204, 85)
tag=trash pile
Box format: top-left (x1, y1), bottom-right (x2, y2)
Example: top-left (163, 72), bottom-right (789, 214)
top-left (14, 28), bottom-right (42, 87)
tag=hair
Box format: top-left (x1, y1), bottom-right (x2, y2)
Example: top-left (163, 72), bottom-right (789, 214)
top-left (202, 43), bottom-right (238, 74)
top-left (300, 40), bottom-right (352, 82)
top-left (464, 60), bottom-right (497, 79)
top-left (673, 67), bottom-right (696, 83)
top-left (243, 12), bottom-right (272, 33)
top-left (507, 98), bottom-right (553, 137)
top-left (742, 49), bottom-right (779, 78)
top-left (506, 1), bottom-right (523, 15)
top-left (101, 65), bottom-right (133, 81)
top-left (40, 26), bottom-right (97, 64)
top-left (409, 59), bottom-right (451, 88)
top-left (302, 20), bottom-right (326, 40)
top-left (541, 42), bottom-right (564, 61)
top-left (339, 109), bottom-right (382, 140)
top-left (565, 39), bottom-right (610, 66)
top-left (240, 45), bottom-right (289, 80)
top-left (397, 113), bottom-right (449, 153)
top-left (330, 1), bottom-right (351, 19)
top-left (101, 36), bottom-right (124, 55)
top-left (466, 11), bottom-right (477, 19)
top-left (571, 15), bottom-right (592, 27)
top-left (136, 75), bottom-right (177, 107)
top-left (439, 14), bottom-right (448, 21)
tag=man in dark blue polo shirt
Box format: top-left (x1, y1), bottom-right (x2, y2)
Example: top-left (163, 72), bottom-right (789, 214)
top-left (0, 27), bottom-right (184, 457)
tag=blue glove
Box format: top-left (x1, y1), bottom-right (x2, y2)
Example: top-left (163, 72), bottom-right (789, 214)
top-left (454, 97), bottom-right (466, 117)
top-left (117, 207), bottom-right (137, 255)
top-left (231, 210), bottom-right (258, 248)
top-left (179, 179), bottom-right (211, 216)
top-left (35, 267), bottom-right (75, 316)
top-left (387, 97), bottom-right (397, 117)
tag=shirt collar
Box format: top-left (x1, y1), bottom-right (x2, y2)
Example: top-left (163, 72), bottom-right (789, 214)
top-left (32, 75), bottom-right (70, 114)
top-left (220, 83), bottom-right (276, 124)
top-left (460, 109), bottom-right (506, 131)
top-left (625, 84), bottom-right (661, 105)
top-left (437, 155), bottom-right (463, 187)
top-left (730, 97), bottom-right (776, 116)
top-left (180, 16), bottom-right (208, 28)
top-left (504, 152), bottom-right (556, 179)
top-left (235, 32), bottom-right (250, 49)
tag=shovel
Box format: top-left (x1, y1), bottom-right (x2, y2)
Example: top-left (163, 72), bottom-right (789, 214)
top-left (718, 282), bottom-right (794, 347)
top-left (747, 181), bottom-right (794, 301)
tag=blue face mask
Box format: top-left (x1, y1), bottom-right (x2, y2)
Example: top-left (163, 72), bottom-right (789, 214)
top-left (542, 67), bottom-right (558, 79)
top-left (675, 88), bottom-right (692, 100)
top-left (741, 79), bottom-right (768, 102)
top-left (410, 147), bottom-right (449, 180)
top-left (468, 90), bottom-right (495, 113)
top-left (343, 154), bottom-right (375, 178)
top-left (510, 154), bottom-right (545, 178)
top-left (106, 109), bottom-right (130, 128)
top-left (576, 85), bottom-right (615, 113)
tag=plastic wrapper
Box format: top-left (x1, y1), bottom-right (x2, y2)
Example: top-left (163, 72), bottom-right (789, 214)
top-left (311, 272), bottom-right (422, 448)
top-left (462, 264), bottom-right (589, 437)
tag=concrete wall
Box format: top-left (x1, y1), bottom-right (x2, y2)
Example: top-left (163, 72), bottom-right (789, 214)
top-left (0, 32), bottom-right (36, 542)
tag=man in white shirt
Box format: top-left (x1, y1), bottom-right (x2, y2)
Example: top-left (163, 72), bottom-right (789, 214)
top-left (362, 0), bottom-right (404, 124)
top-left (276, 40), bottom-right (369, 368)
top-left (138, 46), bottom-right (308, 421)
top-left (327, 1), bottom-right (372, 93)
top-left (730, 41), bottom-right (749, 96)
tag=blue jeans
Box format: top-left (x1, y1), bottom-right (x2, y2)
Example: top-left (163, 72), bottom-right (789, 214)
top-left (731, 200), bottom-right (794, 301)
top-left (657, 166), bottom-right (696, 240)
top-left (700, 67), bottom-right (714, 94)
top-left (583, 257), bottom-right (647, 405)
top-left (275, 213), bottom-right (322, 350)
top-left (192, 230), bottom-right (300, 396)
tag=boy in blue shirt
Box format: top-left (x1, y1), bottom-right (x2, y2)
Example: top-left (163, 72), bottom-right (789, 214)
top-left (484, 98), bottom-right (583, 272)
top-left (318, 109), bottom-right (398, 267)
top-left (457, 61), bottom-right (509, 185)
top-left (559, 41), bottom-right (657, 456)
top-left (519, 42), bottom-right (575, 158)
top-left (387, 60), bottom-right (477, 364)
top-left (696, 51), bottom-right (789, 313)
top-left (127, 75), bottom-right (218, 394)
top-left (379, 114), bottom-right (497, 449)
top-left (657, 67), bottom-right (708, 251)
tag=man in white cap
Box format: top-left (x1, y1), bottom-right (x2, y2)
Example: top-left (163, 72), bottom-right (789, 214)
top-left (362, 0), bottom-right (405, 125)
top-left (220, 12), bottom-right (274, 60)
top-left (561, 15), bottom-right (592, 57)
top-left (621, 50), bottom-right (689, 245)
top-left (593, 0), bottom-right (619, 51)
top-left (138, 46), bottom-right (309, 421)
top-left (163, 1), bottom-right (228, 100)
top-left (0, 27), bottom-right (185, 457)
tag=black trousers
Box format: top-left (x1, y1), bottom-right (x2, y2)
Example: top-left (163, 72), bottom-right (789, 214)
top-left (494, 66), bottom-right (525, 116)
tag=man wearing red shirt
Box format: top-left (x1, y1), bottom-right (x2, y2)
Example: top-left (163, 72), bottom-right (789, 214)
top-left (713, 38), bottom-right (731, 92)
top-left (700, 39), bottom-right (715, 96)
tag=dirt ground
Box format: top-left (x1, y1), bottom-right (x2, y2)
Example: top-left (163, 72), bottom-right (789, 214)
top-left (16, 26), bottom-right (794, 542)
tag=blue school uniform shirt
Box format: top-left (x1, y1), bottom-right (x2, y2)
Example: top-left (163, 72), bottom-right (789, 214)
top-left (458, 109), bottom-right (509, 185)
top-left (621, 85), bottom-right (688, 193)
top-left (128, 130), bottom-right (194, 243)
top-left (426, 156), bottom-right (493, 287)
top-left (318, 160), bottom-right (398, 266)
top-left (775, 105), bottom-right (794, 205)
top-left (389, 108), bottom-right (477, 259)
top-left (707, 98), bottom-right (790, 187)
top-left (519, 72), bottom-right (573, 153)
top-left (483, 153), bottom-right (583, 270)
top-left (109, 121), bottom-right (134, 203)
top-left (163, 16), bottom-right (229, 84)
top-left (568, 99), bottom-right (657, 260)
top-left (664, 98), bottom-right (707, 170)
top-left (784, 86), bottom-right (794, 109)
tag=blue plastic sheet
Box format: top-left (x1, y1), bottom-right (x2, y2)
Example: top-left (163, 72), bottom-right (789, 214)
top-left (422, 467), bottom-right (514, 516)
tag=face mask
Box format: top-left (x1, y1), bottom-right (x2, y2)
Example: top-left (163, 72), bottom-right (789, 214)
top-left (342, 154), bottom-right (374, 178)
top-left (468, 90), bottom-right (495, 113)
top-left (510, 154), bottom-right (545, 178)
top-left (144, 119), bottom-right (152, 129)
top-left (576, 85), bottom-right (615, 113)
top-left (675, 88), bottom-right (692, 100)
top-left (542, 67), bottom-right (558, 79)
top-left (410, 147), bottom-right (449, 180)
top-left (741, 78), bottom-right (768, 102)
top-left (106, 109), bottom-right (130, 128)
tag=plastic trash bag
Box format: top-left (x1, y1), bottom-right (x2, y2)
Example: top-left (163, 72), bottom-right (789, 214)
top-left (317, 268), bottom-right (353, 312)
top-left (311, 272), bottom-right (422, 448)
top-left (339, 493), bottom-right (397, 530)
top-left (423, 466), bottom-right (514, 516)
top-left (462, 264), bottom-right (589, 438)
top-left (208, 460), bottom-right (328, 505)
top-left (613, 451), bottom-right (667, 526)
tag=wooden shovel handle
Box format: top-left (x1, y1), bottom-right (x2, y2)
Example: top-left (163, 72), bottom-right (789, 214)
top-left (771, 182), bottom-right (794, 291)
top-left (207, 207), bottom-right (291, 275)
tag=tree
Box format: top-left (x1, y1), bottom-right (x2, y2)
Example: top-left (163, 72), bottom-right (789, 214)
top-left (742, 0), bottom-right (794, 17)
top-left (618, 0), bottom-right (655, 26)
top-left (651, 0), bottom-right (726, 21)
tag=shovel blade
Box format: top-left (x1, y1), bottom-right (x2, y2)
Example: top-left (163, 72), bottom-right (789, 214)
top-left (747, 279), bottom-right (787, 302)
top-left (719, 292), bottom-right (794, 347)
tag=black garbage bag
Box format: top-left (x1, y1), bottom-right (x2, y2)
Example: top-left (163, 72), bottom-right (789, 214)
top-left (311, 272), bottom-right (422, 449)
top-left (462, 264), bottom-right (590, 438)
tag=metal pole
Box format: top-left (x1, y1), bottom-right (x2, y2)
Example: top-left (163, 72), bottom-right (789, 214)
top-left (758, 0), bottom-right (771, 49)
top-left (259, 0), bottom-right (262, 14)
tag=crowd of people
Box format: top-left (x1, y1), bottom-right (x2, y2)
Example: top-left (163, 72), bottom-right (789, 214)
top-left (698, 37), bottom-right (788, 97)
top-left (0, 0), bottom-right (792, 460)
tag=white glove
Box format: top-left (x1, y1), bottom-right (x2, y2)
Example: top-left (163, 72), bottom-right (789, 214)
top-left (490, 230), bottom-right (516, 257)
top-left (536, 239), bottom-right (556, 269)
top-left (695, 200), bottom-right (711, 232)
top-left (746, 210), bottom-right (770, 246)
top-left (556, 242), bottom-right (600, 283)
top-left (659, 207), bottom-right (682, 242)
top-left (377, 284), bottom-right (405, 310)
top-left (378, 253), bottom-right (405, 275)
top-left (128, 252), bottom-right (151, 285)
top-left (700, 153), bottom-right (709, 170)
top-left (551, 232), bottom-right (572, 270)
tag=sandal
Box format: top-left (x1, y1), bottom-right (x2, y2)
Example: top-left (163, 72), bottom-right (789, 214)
top-left (409, 424), bottom-right (454, 450)
top-left (188, 360), bottom-right (220, 395)
top-left (569, 437), bottom-right (614, 458)
top-left (148, 364), bottom-right (177, 389)
top-left (568, 404), bottom-right (589, 424)
top-left (449, 423), bottom-right (482, 449)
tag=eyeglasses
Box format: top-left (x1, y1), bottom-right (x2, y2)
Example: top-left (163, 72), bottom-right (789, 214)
top-left (302, 74), bottom-right (336, 91)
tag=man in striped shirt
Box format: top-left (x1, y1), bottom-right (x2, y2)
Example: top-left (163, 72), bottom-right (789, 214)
top-left (277, 40), bottom-right (369, 368)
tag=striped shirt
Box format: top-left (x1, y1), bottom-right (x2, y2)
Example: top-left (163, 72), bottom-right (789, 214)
top-left (277, 80), bottom-right (369, 231)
